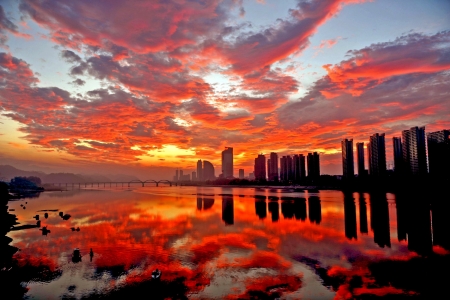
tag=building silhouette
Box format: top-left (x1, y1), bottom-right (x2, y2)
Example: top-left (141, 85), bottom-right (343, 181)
top-left (286, 155), bottom-right (293, 181)
top-left (393, 137), bottom-right (403, 175)
top-left (268, 152), bottom-right (279, 181)
top-left (341, 139), bottom-right (354, 179)
top-left (368, 133), bottom-right (386, 177)
top-left (356, 142), bottom-right (365, 177)
top-left (221, 147), bottom-right (234, 178)
top-left (427, 129), bottom-right (450, 177)
top-left (238, 169), bottom-right (244, 179)
top-left (293, 154), bottom-right (306, 183)
top-left (308, 196), bottom-right (321, 224)
top-left (268, 201), bottom-right (279, 222)
top-left (191, 171), bottom-right (197, 181)
top-left (280, 156), bottom-right (287, 181)
top-left (203, 161), bottom-right (215, 180)
top-left (254, 154), bottom-right (266, 181)
top-left (359, 193), bottom-right (368, 234)
top-left (344, 192), bottom-right (357, 240)
top-left (197, 160), bottom-right (203, 181)
top-left (307, 152), bottom-right (320, 180)
top-left (221, 195), bottom-right (234, 225)
top-left (402, 126), bottom-right (427, 176)
top-left (255, 200), bottom-right (267, 220)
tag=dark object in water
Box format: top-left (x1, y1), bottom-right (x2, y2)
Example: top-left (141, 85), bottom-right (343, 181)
top-left (152, 269), bottom-right (162, 279)
top-left (23, 206), bottom-right (26, 209)
top-left (34, 214), bottom-right (39, 220)
top-left (89, 248), bottom-right (94, 262)
top-left (70, 227), bottom-right (80, 232)
top-left (37, 220), bottom-right (41, 227)
top-left (62, 214), bottom-right (71, 220)
top-left (44, 213), bottom-right (48, 219)
top-left (59, 212), bottom-right (64, 217)
top-left (41, 226), bottom-right (51, 236)
top-left (72, 248), bottom-right (82, 263)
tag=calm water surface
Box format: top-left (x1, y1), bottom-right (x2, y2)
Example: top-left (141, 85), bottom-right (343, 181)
top-left (7, 186), bottom-right (449, 299)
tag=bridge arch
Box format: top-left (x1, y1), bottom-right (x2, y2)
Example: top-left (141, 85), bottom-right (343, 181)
top-left (143, 180), bottom-right (158, 187)
top-left (157, 180), bottom-right (172, 187)
top-left (128, 180), bottom-right (143, 187)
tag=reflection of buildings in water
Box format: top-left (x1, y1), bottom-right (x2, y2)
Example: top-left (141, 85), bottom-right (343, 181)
top-left (308, 196), bottom-right (321, 224)
top-left (197, 197), bottom-right (215, 211)
top-left (395, 193), bottom-right (407, 242)
top-left (221, 196), bottom-right (234, 225)
top-left (268, 201), bottom-right (279, 222)
top-left (396, 193), bottom-right (432, 256)
top-left (294, 198), bottom-right (307, 221)
top-left (197, 197), bottom-right (202, 210)
top-left (343, 192), bottom-right (357, 240)
top-left (369, 193), bottom-right (391, 248)
top-left (255, 200), bottom-right (267, 220)
top-left (359, 193), bottom-right (368, 234)
top-left (281, 201), bottom-right (294, 219)
top-left (432, 199), bottom-right (450, 251)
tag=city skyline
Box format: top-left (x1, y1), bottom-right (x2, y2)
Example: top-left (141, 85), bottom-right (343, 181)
top-left (0, 1), bottom-right (450, 179)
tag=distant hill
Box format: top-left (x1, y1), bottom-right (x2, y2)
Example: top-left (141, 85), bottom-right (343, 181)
top-left (0, 165), bottom-right (141, 183)
top-left (0, 165), bottom-right (46, 181)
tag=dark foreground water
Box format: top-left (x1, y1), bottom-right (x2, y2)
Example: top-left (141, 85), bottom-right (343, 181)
top-left (5, 187), bottom-right (450, 299)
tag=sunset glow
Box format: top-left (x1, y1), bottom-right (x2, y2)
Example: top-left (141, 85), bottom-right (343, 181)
top-left (1, 0), bottom-right (449, 178)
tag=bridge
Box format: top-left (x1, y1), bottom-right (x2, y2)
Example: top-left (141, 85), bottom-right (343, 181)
top-left (46, 179), bottom-right (177, 189)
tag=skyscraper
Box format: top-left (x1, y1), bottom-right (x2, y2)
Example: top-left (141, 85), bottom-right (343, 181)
top-left (341, 139), bottom-right (354, 178)
top-left (221, 147), bottom-right (234, 178)
top-left (307, 152), bottom-right (320, 180)
top-left (254, 154), bottom-right (266, 181)
top-left (280, 156), bottom-right (287, 181)
top-left (368, 133), bottom-right (386, 177)
top-left (238, 169), bottom-right (245, 179)
top-left (299, 154), bottom-right (306, 181)
top-left (427, 129), bottom-right (450, 177)
top-left (402, 127), bottom-right (427, 176)
top-left (356, 142), bottom-right (365, 176)
top-left (196, 159), bottom-right (203, 181)
top-left (203, 161), bottom-right (215, 180)
top-left (268, 152), bottom-right (279, 181)
top-left (392, 137), bottom-right (403, 174)
top-left (286, 155), bottom-right (293, 181)
top-left (293, 155), bottom-right (300, 183)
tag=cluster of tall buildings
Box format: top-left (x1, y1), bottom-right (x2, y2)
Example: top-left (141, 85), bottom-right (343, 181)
top-left (341, 127), bottom-right (450, 178)
top-left (253, 152), bottom-right (320, 182)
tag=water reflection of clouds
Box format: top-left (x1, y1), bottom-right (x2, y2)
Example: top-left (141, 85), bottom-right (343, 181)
top-left (6, 187), bottom-right (448, 299)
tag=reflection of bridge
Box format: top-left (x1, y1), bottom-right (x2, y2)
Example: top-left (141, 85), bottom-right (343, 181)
top-left (47, 179), bottom-right (176, 189)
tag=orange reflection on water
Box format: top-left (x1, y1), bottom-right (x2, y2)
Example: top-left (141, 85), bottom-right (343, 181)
top-left (7, 186), bottom-right (446, 299)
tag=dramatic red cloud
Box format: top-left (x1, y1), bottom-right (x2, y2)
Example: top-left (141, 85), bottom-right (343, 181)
top-left (321, 31), bottom-right (450, 97)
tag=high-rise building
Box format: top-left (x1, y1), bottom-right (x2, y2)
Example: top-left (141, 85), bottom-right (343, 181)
top-left (297, 154), bottom-right (306, 181)
top-left (280, 156), bottom-right (287, 181)
top-left (392, 137), bottom-right (403, 174)
top-left (293, 155), bottom-right (300, 182)
top-left (356, 142), bottom-right (365, 177)
top-left (203, 161), bottom-right (215, 180)
top-left (268, 152), bottom-right (279, 181)
top-left (368, 133), bottom-right (386, 177)
top-left (221, 147), bottom-right (234, 178)
top-left (427, 129), bottom-right (450, 177)
top-left (286, 155), bottom-right (293, 181)
top-left (238, 169), bottom-right (245, 179)
top-left (307, 152), bottom-right (320, 179)
top-left (197, 160), bottom-right (203, 181)
top-left (191, 171), bottom-right (197, 181)
top-left (254, 154), bottom-right (266, 181)
top-left (341, 139), bottom-right (354, 178)
top-left (402, 127), bottom-right (427, 176)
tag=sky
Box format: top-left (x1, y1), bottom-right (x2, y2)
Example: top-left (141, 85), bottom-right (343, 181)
top-left (0, 0), bottom-right (449, 179)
